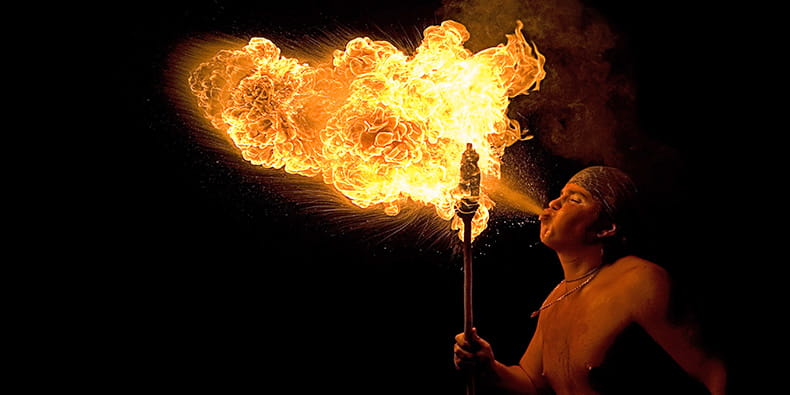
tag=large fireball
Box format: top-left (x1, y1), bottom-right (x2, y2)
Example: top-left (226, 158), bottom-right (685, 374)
top-left (188, 20), bottom-right (546, 240)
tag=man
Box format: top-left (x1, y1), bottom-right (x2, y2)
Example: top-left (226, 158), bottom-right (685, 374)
top-left (453, 166), bottom-right (727, 394)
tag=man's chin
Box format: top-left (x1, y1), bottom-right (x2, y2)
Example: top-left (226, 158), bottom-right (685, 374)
top-left (539, 227), bottom-right (551, 245)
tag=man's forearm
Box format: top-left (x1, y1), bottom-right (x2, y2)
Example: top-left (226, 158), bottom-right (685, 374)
top-left (484, 361), bottom-right (540, 395)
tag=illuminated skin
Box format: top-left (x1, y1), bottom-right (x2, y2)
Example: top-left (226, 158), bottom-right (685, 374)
top-left (453, 182), bottom-right (727, 395)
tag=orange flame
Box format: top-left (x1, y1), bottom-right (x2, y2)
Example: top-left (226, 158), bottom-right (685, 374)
top-left (188, 20), bottom-right (546, 240)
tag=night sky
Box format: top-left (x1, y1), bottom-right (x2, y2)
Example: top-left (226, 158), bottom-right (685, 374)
top-left (114, 1), bottom-right (753, 393)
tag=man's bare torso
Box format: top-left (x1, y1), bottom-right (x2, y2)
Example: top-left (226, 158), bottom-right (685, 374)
top-left (536, 257), bottom-right (655, 394)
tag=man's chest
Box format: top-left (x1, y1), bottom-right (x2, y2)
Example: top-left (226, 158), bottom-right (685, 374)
top-left (538, 290), bottom-right (632, 388)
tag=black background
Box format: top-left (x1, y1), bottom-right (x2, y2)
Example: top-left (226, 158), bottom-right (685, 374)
top-left (110, 1), bottom-right (754, 393)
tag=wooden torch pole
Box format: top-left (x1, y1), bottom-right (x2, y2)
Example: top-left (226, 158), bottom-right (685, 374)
top-left (456, 142), bottom-right (480, 395)
top-left (462, 212), bottom-right (476, 395)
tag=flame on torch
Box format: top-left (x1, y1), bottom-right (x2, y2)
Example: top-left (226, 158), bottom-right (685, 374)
top-left (187, 20), bottom-right (546, 240)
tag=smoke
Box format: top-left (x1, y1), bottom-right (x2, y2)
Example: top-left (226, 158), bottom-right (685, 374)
top-left (437, 0), bottom-right (639, 169)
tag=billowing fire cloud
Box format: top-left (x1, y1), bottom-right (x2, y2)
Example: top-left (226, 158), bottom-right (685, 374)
top-left (188, 20), bottom-right (545, 240)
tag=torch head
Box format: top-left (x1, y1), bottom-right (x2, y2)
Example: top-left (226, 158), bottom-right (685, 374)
top-left (455, 143), bottom-right (481, 218)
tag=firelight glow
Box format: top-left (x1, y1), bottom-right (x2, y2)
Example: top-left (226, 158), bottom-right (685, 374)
top-left (188, 20), bottom-right (546, 240)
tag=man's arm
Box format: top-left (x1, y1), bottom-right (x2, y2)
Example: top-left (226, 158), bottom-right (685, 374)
top-left (627, 262), bottom-right (728, 394)
top-left (486, 361), bottom-right (540, 395)
top-left (454, 326), bottom-right (549, 394)
top-left (485, 320), bottom-right (549, 394)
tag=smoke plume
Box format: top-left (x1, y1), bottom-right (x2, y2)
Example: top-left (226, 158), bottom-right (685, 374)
top-left (437, 0), bottom-right (639, 168)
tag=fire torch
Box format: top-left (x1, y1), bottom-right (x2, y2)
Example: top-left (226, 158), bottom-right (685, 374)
top-left (455, 142), bottom-right (480, 395)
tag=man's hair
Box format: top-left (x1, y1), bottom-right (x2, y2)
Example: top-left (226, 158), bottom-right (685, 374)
top-left (567, 166), bottom-right (640, 263)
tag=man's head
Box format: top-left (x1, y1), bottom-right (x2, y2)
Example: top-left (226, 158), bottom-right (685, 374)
top-left (567, 166), bottom-right (638, 232)
top-left (539, 166), bottom-right (639, 259)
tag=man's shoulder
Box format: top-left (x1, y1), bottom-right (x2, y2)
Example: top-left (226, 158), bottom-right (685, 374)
top-left (611, 256), bottom-right (670, 293)
top-left (613, 255), bottom-right (665, 274)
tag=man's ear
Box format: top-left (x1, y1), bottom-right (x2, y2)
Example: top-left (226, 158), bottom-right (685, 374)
top-left (596, 223), bottom-right (617, 239)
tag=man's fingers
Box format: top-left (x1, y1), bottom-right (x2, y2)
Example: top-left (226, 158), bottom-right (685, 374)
top-left (456, 329), bottom-right (487, 351)
top-left (471, 327), bottom-right (480, 342)
top-left (455, 332), bottom-right (473, 349)
top-left (469, 327), bottom-right (491, 350)
top-left (454, 343), bottom-right (473, 358)
top-left (453, 346), bottom-right (477, 370)
top-left (454, 329), bottom-right (492, 371)
top-left (454, 332), bottom-right (465, 345)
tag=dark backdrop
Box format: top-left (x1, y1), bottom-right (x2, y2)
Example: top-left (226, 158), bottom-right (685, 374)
top-left (111, 1), bottom-right (751, 393)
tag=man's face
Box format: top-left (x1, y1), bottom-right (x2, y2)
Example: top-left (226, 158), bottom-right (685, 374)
top-left (538, 183), bottom-right (603, 251)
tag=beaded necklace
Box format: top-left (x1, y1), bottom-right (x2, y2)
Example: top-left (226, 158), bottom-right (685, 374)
top-left (530, 265), bottom-right (602, 318)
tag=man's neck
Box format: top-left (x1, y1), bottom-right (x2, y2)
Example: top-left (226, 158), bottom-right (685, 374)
top-left (557, 245), bottom-right (603, 281)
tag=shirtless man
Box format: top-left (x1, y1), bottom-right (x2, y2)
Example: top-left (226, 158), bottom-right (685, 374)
top-left (453, 166), bottom-right (727, 394)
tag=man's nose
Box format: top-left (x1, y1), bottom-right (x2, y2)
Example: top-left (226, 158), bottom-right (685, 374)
top-left (548, 196), bottom-right (561, 210)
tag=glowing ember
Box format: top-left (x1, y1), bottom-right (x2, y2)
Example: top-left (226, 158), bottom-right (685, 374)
top-left (188, 20), bottom-right (546, 240)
